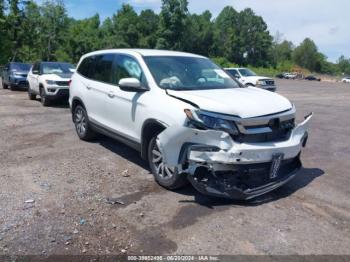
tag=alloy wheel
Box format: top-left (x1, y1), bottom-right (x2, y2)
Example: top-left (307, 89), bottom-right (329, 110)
top-left (75, 108), bottom-right (87, 136)
top-left (151, 140), bottom-right (175, 180)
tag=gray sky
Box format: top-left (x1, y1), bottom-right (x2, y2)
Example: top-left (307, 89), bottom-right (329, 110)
top-left (57, 0), bottom-right (350, 62)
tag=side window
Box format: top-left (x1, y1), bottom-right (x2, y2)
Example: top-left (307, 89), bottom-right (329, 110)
top-left (113, 55), bottom-right (146, 86)
top-left (77, 57), bottom-right (93, 78)
top-left (91, 54), bottom-right (114, 83)
top-left (228, 69), bottom-right (240, 78)
top-left (32, 63), bottom-right (40, 74)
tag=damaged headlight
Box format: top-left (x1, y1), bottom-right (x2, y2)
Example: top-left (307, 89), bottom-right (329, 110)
top-left (184, 109), bottom-right (239, 135)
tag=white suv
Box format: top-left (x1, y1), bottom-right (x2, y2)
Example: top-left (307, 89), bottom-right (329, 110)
top-left (27, 62), bottom-right (75, 106)
top-left (225, 67), bottom-right (276, 91)
top-left (70, 49), bottom-right (312, 200)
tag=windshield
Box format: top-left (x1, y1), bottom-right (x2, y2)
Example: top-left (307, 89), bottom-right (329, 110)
top-left (11, 63), bottom-right (31, 72)
top-left (42, 62), bottom-right (75, 75)
top-left (143, 56), bottom-right (240, 90)
top-left (238, 68), bottom-right (257, 77)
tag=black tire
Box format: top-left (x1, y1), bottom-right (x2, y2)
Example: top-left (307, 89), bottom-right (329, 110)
top-left (28, 87), bottom-right (36, 100)
top-left (3, 83), bottom-right (8, 89)
top-left (148, 135), bottom-right (188, 190)
top-left (73, 105), bottom-right (96, 141)
top-left (40, 87), bottom-right (50, 106)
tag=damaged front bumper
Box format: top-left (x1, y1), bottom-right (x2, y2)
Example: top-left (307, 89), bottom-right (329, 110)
top-left (158, 114), bottom-right (312, 200)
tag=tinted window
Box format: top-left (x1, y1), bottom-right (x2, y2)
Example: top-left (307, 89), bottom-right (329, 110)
top-left (113, 55), bottom-right (146, 86)
top-left (78, 57), bottom-right (93, 78)
top-left (91, 54), bottom-right (114, 83)
top-left (32, 63), bottom-right (40, 74)
top-left (226, 69), bottom-right (240, 78)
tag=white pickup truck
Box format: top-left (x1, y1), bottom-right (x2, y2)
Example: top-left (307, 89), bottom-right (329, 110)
top-left (225, 67), bottom-right (276, 92)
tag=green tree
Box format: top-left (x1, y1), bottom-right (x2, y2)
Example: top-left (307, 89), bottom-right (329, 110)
top-left (40, 0), bottom-right (68, 61)
top-left (137, 9), bottom-right (159, 48)
top-left (184, 11), bottom-right (213, 56)
top-left (18, 0), bottom-right (42, 62)
top-left (273, 40), bottom-right (294, 64)
top-left (212, 6), bottom-right (238, 59)
top-left (293, 38), bottom-right (323, 72)
top-left (337, 55), bottom-right (350, 75)
top-left (156, 0), bottom-right (189, 50)
top-left (60, 15), bottom-right (101, 63)
top-left (236, 8), bottom-right (273, 66)
top-left (110, 4), bottom-right (139, 48)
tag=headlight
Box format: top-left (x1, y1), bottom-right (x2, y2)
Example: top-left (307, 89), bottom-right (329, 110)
top-left (256, 80), bottom-right (266, 86)
top-left (184, 109), bottom-right (239, 135)
top-left (46, 80), bottom-right (56, 85)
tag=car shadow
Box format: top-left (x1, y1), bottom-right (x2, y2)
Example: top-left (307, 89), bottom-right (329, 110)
top-left (93, 135), bottom-right (149, 169)
top-left (33, 98), bottom-right (70, 108)
top-left (174, 167), bottom-right (325, 208)
top-left (89, 135), bottom-right (324, 207)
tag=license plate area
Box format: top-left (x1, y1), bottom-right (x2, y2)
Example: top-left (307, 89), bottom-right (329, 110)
top-left (269, 153), bottom-right (284, 179)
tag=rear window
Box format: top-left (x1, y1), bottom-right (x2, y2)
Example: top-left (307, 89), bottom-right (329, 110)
top-left (78, 54), bottom-right (115, 84)
top-left (77, 57), bottom-right (93, 78)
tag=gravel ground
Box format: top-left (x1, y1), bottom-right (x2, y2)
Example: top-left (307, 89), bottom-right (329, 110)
top-left (0, 79), bottom-right (349, 256)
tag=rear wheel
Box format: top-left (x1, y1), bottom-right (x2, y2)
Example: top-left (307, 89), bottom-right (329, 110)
top-left (148, 135), bottom-right (188, 189)
top-left (73, 105), bottom-right (96, 141)
top-left (3, 83), bottom-right (8, 89)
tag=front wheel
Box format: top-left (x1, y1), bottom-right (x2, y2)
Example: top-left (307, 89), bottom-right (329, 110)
top-left (148, 136), bottom-right (188, 190)
top-left (28, 87), bottom-right (36, 100)
top-left (40, 88), bottom-right (50, 106)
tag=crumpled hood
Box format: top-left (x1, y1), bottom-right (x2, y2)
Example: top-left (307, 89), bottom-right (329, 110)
top-left (167, 87), bottom-right (292, 118)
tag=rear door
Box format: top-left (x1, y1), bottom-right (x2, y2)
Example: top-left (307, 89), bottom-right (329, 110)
top-left (78, 54), bottom-right (115, 127)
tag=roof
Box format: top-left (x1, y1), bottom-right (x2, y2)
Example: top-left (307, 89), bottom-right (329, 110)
top-left (82, 49), bottom-right (206, 59)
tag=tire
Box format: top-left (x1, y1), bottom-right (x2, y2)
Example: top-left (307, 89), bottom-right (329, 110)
top-left (9, 85), bottom-right (15, 91)
top-left (73, 105), bottom-right (96, 141)
top-left (3, 83), bottom-right (8, 89)
top-left (28, 87), bottom-right (36, 100)
top-left (40, 87), bottom-right (50, 106)
top-left (148, 135), bottom-right (188, 190)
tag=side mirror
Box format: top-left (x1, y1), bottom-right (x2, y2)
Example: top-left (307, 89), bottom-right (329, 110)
top-left (235, 75), bottom-right (241, 79)
top-left (118, 78), bottom-right (148, 92)
top-left (32, 69), bottom-right (40, 75)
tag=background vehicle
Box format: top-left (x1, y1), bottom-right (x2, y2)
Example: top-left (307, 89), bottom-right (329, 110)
top-left (283, 73), bottom-right (297, 79)
top-left (224, 67), bottom-right (276, 91)
top-left (342, 77), bottom-right (350, 83)
top-left (275, 73), bottom-right (285, 79)
top-left (27, 62), bottom-right (75, 106)
top-left (69, 49), bottom-right (311, 200)
top-left (1, 62), bottom-right (31, 90)
top-left (305, 75), bottom-right (321, 81)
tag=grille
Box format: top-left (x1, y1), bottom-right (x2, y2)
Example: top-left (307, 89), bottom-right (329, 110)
top-left (233, 119), bottom-right (295, 143)
top-left (56, 81), bottom-right (69, 86)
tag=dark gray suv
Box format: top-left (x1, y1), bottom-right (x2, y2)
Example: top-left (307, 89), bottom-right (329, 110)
top-left (1, 62), bottom-right (32, 90)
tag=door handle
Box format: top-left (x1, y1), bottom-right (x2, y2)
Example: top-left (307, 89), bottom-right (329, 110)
top-left (86, 85), bottom-right (92, 90)
top-left (107, 91), bottom-right (115, 98)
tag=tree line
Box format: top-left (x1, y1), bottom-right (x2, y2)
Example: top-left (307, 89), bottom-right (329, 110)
top-left (1, 0), bottom-right (350, 75)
